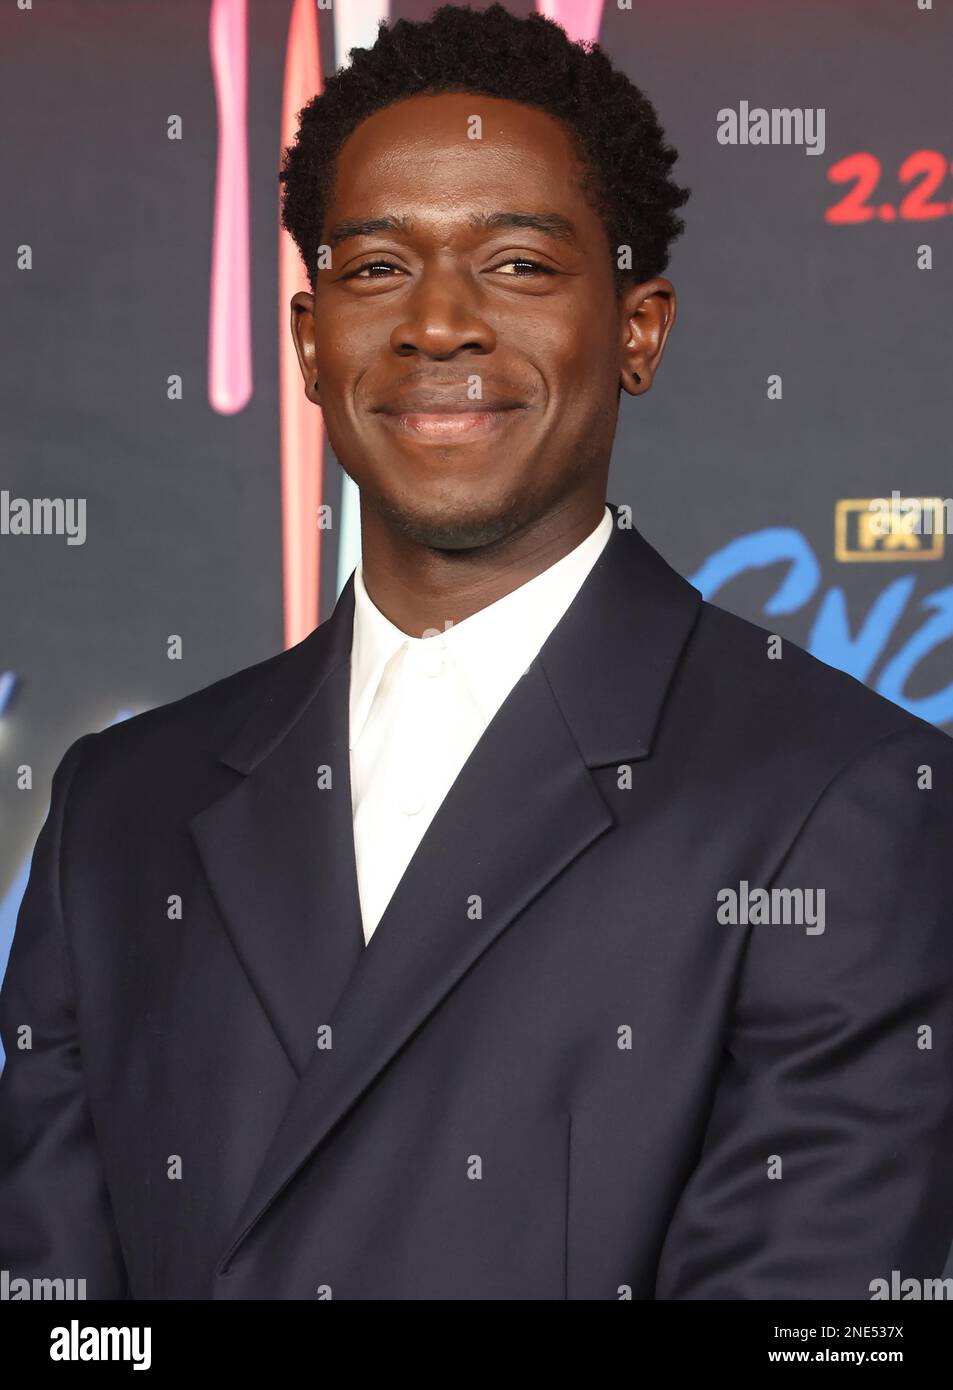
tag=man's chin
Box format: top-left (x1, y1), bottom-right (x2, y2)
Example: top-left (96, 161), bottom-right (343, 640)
top-left (356, 478), bottom-right (531, 553)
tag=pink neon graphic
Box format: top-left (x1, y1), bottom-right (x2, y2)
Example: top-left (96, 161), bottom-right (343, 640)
top-left (279, 0), bottom-right (324, 647)
top-left (536, 0), bottom-right (604, 46)
top-left (208, 0), bottom-right (252, 414)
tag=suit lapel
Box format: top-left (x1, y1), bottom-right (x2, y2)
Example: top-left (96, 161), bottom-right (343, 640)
top-left (205, 505), bottom-right (704, 1275)
top-left (189, 587), bottom-right (364, 1079)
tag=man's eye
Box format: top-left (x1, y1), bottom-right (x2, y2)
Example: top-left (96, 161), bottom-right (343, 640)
top-left (345, 261), bottom-right (402, 279)
top-left (342, 257), bottom-right (555, 280)
top-left (493, 259), bottom-right (555, 276)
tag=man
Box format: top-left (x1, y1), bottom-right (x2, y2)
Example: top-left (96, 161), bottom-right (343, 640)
top-left (2, 4), bottom-right (953, 1301)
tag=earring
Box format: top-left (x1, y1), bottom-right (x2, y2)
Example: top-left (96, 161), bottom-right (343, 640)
top-left (634, 372), bottom-right (642, 384)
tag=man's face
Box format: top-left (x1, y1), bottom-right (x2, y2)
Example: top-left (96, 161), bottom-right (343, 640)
top-left (291, 91), bottom-right (673, 550)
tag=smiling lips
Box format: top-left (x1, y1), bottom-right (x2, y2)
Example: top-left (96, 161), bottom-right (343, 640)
top-left (379, 407), bottom-right (525, 441)
top-left (371, 392), bottom-right (528, 443)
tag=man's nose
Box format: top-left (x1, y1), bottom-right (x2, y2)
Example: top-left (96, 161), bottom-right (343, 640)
top-left (388, 268), bottom-right (497, 358)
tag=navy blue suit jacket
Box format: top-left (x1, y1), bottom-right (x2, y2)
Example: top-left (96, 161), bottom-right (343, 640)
top-left (2, 503), bottom-right (953, 1299)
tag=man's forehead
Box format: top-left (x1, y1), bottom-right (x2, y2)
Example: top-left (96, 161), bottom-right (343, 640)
top-left (326, 96), bottom-right (592, 247)
top-left (335, 91), bottom-right (578, 170)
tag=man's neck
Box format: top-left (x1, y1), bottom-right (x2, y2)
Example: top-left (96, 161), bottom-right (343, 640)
top-left (358, 497), bottom-right (608, 639)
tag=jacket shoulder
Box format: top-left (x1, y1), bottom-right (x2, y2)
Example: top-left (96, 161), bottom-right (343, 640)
top-left (66, 634), bottom-right (308, 776)
top-left (681, 596), bottom-right (953, 767)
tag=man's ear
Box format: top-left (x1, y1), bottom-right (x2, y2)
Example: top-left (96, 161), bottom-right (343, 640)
top-left (290, 291), bottom-right (320, 401)
top-left (619, 277), bottom-right (676, 397)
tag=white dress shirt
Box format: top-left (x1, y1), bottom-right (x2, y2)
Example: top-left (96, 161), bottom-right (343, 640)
top-left (348, 505), bottom-right (615, 944)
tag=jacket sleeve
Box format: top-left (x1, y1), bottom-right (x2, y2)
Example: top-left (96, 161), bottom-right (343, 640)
top-left (0, 733), bottom-right (129, 1298)
top-left (655, 725), bottom-right (953, 1299)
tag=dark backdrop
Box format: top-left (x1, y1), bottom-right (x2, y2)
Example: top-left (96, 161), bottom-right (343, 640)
top-left (2, 2), bottom-right (952, 1235)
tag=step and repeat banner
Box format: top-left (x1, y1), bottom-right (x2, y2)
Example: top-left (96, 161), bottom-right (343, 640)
top-left (2, 0), bottom-right (951, 1022)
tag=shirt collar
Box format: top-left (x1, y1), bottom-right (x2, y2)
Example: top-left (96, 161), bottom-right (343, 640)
top-left (349, 504), bottom-right (614, 748)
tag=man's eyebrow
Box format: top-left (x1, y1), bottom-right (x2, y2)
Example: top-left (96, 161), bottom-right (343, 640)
top-left (325, 211), bottom-right (578, 247)
top-left (470, 211), bottom-right (578, 242)
top-left (326, 215), bottom-right (414, 247)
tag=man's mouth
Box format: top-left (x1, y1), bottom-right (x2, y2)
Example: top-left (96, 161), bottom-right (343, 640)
top-left (372, 403), bottom-right (528, 443)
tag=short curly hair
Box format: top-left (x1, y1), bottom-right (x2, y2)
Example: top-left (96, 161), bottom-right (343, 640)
top-left (279, 3), bottom-right (690, 299)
